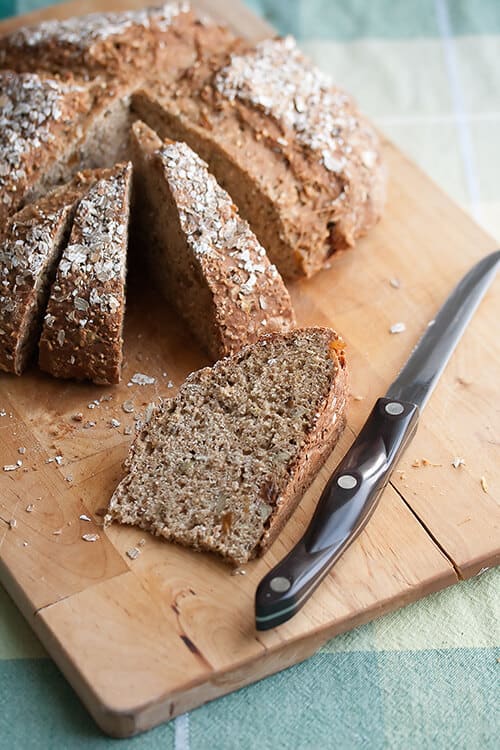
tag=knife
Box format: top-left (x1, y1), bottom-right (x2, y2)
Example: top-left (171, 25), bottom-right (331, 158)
top-left (255, 250), bottom-right (500, 631)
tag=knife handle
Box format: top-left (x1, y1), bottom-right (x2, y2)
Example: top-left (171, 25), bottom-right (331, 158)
top-left (255, 397), bottom-right (419, 630)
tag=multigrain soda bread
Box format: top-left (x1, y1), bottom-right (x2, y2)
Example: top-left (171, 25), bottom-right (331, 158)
top-left (39, 162), bottom-right (132, 384)
top-left (0, 167), bottom-right (118, 375)
top-left (106, 327), bottom-right (348, 564)
top-left (0, 6), bottom-right (235, 225)
top-left (132, 35), bottom-right (386, 279)
top-left (130, 121), bottom-right (295, 360)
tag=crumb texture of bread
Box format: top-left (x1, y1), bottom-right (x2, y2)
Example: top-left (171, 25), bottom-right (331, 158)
top-left (38, 162), bottom-right (132, 384)
top-left (132, 35), bottom-right (385, 279)
top-left (130, 121), bottom-right (295, 360)
top-left (107, 328), bottom-right (348, 564)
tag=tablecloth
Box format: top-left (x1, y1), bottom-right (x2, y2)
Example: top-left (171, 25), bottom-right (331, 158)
top-left (0, 0), bottom-right (499, 747)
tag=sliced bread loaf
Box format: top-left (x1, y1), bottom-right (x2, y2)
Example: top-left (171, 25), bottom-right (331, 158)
top-left (106, 327), bottom-right (348, 565)
top-left (130, 121), bottom-right (295, 360)
top-left (0, 167), bottom-right (117, 375)
top-left (38, 162), bottom-right (132, 384)
top-left (132, 36), bottom-right (385, 279)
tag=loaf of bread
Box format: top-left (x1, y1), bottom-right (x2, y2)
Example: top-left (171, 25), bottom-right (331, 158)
top-left (130, 120), bottom-right (295, 360)
top-left (133, 35), bottom-right (385, 279)
top-left (38, 162), bottom-right (132, 384)
top-left (106, 327), bottom-right (348, 564)
top-left (0, 167), bottom-right (118, 375)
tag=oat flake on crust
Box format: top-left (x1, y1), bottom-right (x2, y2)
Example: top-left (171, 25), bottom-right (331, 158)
top-left (215, 36), bottom-right (378, 177)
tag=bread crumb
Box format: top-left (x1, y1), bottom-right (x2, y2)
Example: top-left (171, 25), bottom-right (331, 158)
top-left (422, 458), bottom-right (442, 467)
top-left (389, 277), bottom-right (401, 289)
top-left (351, 394), bottom-right (364, 401)
top-left (72, 412), bottom-right (83, 422)
top-left (123, 425), bottom-right (133, 435)
top-left (137, 538), bottom-right (146, 548)
top-left (451, 457), bottom-right (465, 469)
top-left (389, 322), bottom-right (406, 334)
top-left (83, 421), bottom-right (96, 429)
top-left (128, 372), bottom-right (156, 386)
top-left (480, 476), bottom-right (488, 494)
top-left (53, 529), bottom-right (62, 535)
top-left (122, 400), bottom-right (134, 413)
top-left (231, 568), bottom-right (246, 576)
top-left (82, 533), bottom-right (99, 542)
top-left (8, 518), bottom-right (16, 529)
top-left (25, 504), bottom-right (34, 513)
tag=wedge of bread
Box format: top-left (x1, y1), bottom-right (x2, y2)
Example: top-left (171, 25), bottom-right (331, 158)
top-left (132, 36), bottom-right (385, 280)
top-left (38, 162), bottom-right (132, 384)
top-left (106, 327), bottom-right (348, 565)
top-left (130, 121), bottom-right (295, 360)
top-left (0, 167), bottom-right (119, 375)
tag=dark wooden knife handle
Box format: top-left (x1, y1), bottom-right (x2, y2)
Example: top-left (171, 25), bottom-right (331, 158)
top-left (255, 397), bottom-right (419, 630)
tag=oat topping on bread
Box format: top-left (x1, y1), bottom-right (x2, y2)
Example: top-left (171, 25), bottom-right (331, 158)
top-left (130, 121), bottom-right (295, 360)
top-left (39, 162), bottom-right (132, 384)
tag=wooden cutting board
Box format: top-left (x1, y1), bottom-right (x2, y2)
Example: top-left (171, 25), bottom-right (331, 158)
top-left (0, 0), bottom-right (499, 738)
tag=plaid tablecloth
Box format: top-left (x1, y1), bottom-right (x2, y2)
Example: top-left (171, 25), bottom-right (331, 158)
top-left (0, 1), bottom-right (499, 747)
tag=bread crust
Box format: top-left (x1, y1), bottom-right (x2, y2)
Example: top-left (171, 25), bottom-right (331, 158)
top-left (132, 36), bottom-right (386, 279)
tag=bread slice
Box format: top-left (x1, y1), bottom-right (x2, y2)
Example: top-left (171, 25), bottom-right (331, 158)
top-left (106, 327), bottom-right (348, 565)
top-left (39, 162), bottom-right (132, 385)
top-left (0, 3), bottom-right (234, 81)
top-left (0, 167), bottom-right (118, 375)
top-left (132, 36), bottom-right (386, 279)
top-left (130, 121), bottom-right (295, 360)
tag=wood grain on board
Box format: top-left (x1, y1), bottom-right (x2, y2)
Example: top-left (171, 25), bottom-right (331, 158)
top-left (0, 0), bottom-right (498, 737)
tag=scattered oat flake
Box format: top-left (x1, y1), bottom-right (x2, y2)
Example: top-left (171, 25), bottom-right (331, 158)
top-left (83, 421), bottom-right (96, 429)
top-left (110, 418), bottom-right (121, 428)
top-left (122, 400), bottom-right (134, 413)
top-left (18, 447), bottom-right (26, 455)
top-left (82, 533), bottom-right (100, 542)
top-left (72, 412), bottom-right (83, 422)
top-left (4, 463), bottom-right (19, 471)
top-left (79, 514), bottom-right (92, 522)
top-left (46, 455), bottom-right (63, 465)
top-left (167, 381), bottom-right (174, 388)
top-left (53, 529), bottom-right (62, 536)
top-left (137, 538), bottom-right (146, 548)
top-left (22, 541), bottom-right (28, 547)
top-left (389, 277), bottom-right (401, 289)
top-left (129, 372), bottom-right (156, 386)
top-left (452, 457), bottom-right (466, 469)
top-left (0, 410), bottom-right (6, 417)
top-left (123, 425), bottom-right (133, 435)
top-left (66, 475), bottom-right (73, 483)
top-left (231, 568), bottom-right (247, 576)
top-left (88, 402), bottom-right (96, 409)
top-left (389, 322), bottom-right (406, 334)
top-left (8, 519), bottom-right (16, 529)
top-left (126, 547), bottom-right (140, 560)
top-left (480, 477), bottom-right (488, 494)
top-left (25, 504), bottom-right (34, 513)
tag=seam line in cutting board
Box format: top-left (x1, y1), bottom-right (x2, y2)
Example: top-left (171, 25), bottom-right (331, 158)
top-left (388, 480), bottom-right (463, 580)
